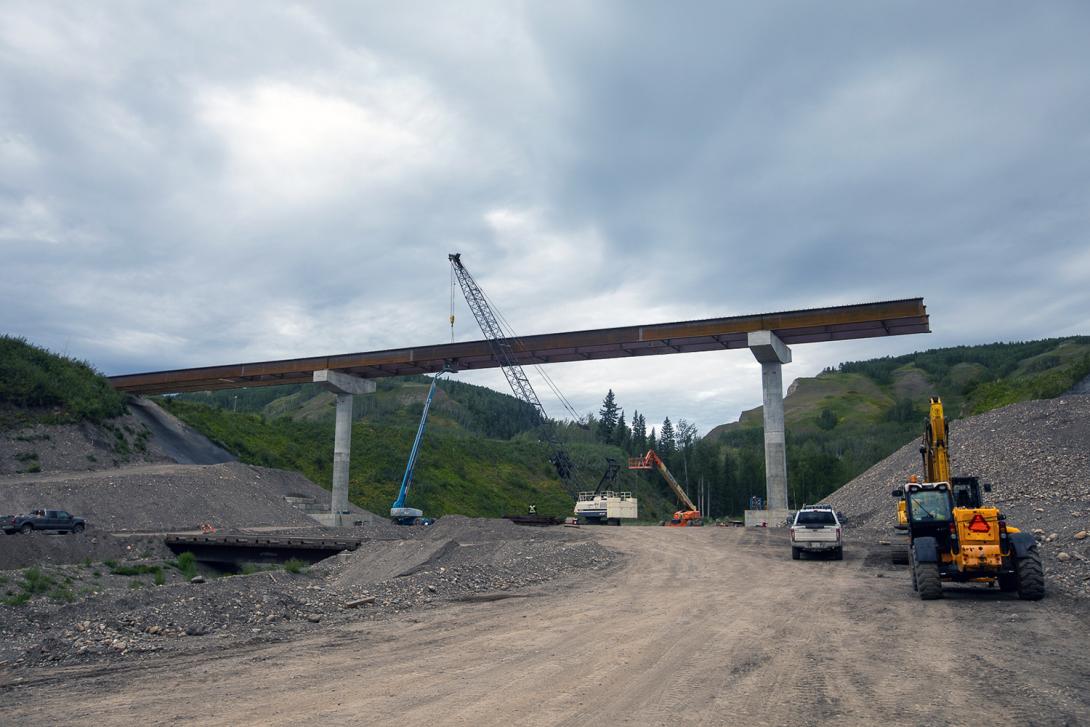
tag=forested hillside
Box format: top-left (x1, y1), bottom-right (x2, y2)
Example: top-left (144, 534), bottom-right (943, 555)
top-left (161, 379), bottom-right (679, 520)
top-left (699, 336), bottom-right (1090, 512)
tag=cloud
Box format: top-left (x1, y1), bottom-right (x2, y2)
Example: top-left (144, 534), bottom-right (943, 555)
top-left (2, 1), bottom-right (1089, 432)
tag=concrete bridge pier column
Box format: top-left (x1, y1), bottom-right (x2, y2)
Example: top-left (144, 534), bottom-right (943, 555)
top-left (748, 331), bottom-right (792, 522)
top-left (314, 370), bottom-right (376, 526)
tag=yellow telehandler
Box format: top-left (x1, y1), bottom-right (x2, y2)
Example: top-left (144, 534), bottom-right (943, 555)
top-left (891, 397), bottom-right (1044, 600)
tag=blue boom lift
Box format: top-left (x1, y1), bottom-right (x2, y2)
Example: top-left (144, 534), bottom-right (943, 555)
top-left (390, 370), bottom-right (448, 525)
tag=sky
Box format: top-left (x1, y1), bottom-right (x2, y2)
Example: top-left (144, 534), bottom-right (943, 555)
top-left (2, 2), bottom-right (1089, 434)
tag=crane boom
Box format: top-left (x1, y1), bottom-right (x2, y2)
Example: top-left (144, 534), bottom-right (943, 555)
top-left (629, 450), bottom-right (697, 512)
top-left (390, 371), bottom-right (447, 522)
top-left (448, 253), bottom-right (575, 483)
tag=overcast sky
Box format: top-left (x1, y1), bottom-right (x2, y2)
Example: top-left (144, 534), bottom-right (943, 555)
top-left (2, 2), bottom-right (1088, 433)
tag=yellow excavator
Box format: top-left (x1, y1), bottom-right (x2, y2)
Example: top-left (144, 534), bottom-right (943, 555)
top-left (891, 397), bottom-right (1044, 600)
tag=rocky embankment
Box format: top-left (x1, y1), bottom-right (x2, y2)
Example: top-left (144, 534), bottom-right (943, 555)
top-left (826, 396), bottom-right (1090, 599)
top-left (0, 516), bottom-right (612, 671)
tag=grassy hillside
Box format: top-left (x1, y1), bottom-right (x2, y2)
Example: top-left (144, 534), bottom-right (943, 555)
top-left (160, 380), bottom-right (677, 521)
top-left (0, 336), bottom-right (125, 430)
top-left (702, 336), bottom-right (1090, 510)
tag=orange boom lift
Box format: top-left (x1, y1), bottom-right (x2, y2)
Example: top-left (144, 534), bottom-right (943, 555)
top-left (629, 450), bottom-right (702, 526)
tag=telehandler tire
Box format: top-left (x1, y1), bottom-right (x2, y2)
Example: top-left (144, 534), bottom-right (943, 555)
top-left (1014, 548), bottom-right (1045, 601)
top-left (891, 547), bottom-right (910, 566)
top-left (913, 559), bottom-right (943, 600)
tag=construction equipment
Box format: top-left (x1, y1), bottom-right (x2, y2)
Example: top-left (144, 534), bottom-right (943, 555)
top-left (891, 396), bottom-right (1044, 600)
top-left (390, 370), bottom-right (449, 525)
top-left (629, 449), bottom-right (702, 526)
top-left (449, 253), bottom-right (577, 483)
top-left (449, 253), bottom-right (635, 520)
top-left (574, 458), bottom-right (638, 525)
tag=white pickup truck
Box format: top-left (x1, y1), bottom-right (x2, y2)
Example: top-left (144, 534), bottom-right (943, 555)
top-left (790, 506), bottom-right (843, 560)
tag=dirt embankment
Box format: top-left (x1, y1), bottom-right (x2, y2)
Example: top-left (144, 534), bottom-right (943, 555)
top-left (0, 462), bottom-right (373, 535)
top-left (826, 396), bottom-right (1090, 598)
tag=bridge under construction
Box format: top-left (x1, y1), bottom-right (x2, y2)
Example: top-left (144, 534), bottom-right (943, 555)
top-left (109, 298), bottom-right (929, 524)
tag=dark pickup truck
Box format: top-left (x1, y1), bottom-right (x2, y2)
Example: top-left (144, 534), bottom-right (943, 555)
top-left (0, 509), bottom-right (86, 535)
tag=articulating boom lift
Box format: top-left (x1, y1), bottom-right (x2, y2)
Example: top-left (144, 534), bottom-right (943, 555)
top-left (629, 449), bottom-right (702, 526)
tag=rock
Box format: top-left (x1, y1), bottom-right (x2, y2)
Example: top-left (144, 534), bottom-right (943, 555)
top-left (306, 614), bottom-right (322, 623)
top-left (1075, 531), bottom-right (1088, 540)
top-left (185, 625), bottom-right (209, 636)
top-left (344, 596), bottom-right (376, 608)
top-left (190, 575), bottom-right (206, 584)
top-left (1057, 552), bottom-right (1071, 562)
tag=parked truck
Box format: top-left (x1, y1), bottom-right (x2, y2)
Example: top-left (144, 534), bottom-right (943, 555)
top-left (790, 505), bottom-right (843, 560)
top-left (1, 509), bottom-right (86, 535)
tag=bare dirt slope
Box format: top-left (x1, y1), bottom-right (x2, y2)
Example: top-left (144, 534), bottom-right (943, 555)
top-left (126, 398), bottom-right (235, 465)
top-left (3, 528), bottom-right (1087, 726)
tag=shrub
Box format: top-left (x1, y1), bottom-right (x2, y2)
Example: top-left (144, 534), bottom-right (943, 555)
top-left (173, 552), bottom-right (199, 579)
top-left (283, 558), bottom-right (306, 574)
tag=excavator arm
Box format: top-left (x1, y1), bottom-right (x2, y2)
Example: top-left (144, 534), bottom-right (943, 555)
top-left (920, 396), bottom-right (951, 484)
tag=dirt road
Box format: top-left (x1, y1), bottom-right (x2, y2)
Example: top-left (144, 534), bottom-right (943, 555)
top-left (3, 528), bottom-right (1088, 726)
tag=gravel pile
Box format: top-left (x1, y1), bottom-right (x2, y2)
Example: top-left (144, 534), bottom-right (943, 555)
top-left (0, 517), bottom-right (614, 671)
top-left (0, 462), bottom-right (363, 533)
top-left (826, 396), bottom-right (1090, 598)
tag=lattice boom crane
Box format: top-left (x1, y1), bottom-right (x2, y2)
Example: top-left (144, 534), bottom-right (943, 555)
top-left (448, 253), bottom-right (575, 483)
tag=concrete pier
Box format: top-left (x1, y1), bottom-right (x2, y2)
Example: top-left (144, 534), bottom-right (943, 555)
top-left (748, 331), bottom-right (792, 517)
top-left (314, 369), bottom-right (376, 525)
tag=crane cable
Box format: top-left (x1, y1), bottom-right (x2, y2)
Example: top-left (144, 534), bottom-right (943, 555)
top-left (477, 285), bottom-right (583, 422)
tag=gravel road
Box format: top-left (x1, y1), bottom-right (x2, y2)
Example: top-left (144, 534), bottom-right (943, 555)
top-left (3, 527), bottom-right (1087, 726)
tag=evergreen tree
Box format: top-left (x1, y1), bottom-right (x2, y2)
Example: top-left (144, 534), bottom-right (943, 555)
top-left (632, 411), bottom-right (647, 452)
top-left (613, 410), bottom-right (630, 450)
top-left (660, 417), bottom-right (676, 456)
top-left (648, 427), bottom-right (657, 453)
top-left (597, 389), bottom-right (620, 442)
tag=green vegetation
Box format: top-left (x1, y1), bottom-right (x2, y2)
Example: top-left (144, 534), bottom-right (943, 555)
top-left (1, 567), bottom-right (57, 606)
top-left (283, 558), bottom-right (306, 574)
top-left (699, 336), bottom-right (1090, 512)
top-left (159, 389), bottom-right (676, 520)
top-left (172, 552), bottom-right (199, 580)
top-left (0, 335), bottom-right (125, 430)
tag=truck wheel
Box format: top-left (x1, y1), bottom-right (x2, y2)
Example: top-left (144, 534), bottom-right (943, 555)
top-left (1014, 548), bottom-right (1045, 601)
top-left (914, 560), bottom-right (942, 600)
top-left (833, 547), bottom-right (843, 561)
top-left (19, 523), bottom-right (32, 534)
top-left (791, 547), bottom-right (801, 560)
top-left (73, 523), bottom-right (85, 534)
